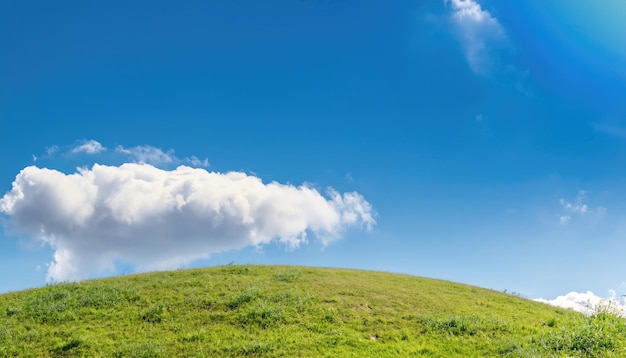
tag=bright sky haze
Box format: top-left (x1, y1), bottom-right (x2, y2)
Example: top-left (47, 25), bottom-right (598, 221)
top-left (1, 0), bottom-right (625, 310)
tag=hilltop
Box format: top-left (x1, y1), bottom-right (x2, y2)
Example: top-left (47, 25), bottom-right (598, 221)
top-left (1, 265), bottom-right (625, 357)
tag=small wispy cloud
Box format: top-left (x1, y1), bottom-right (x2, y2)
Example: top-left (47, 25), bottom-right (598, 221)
top-left (535, 290), bottom-right (626, 316)
top-left (188, 156), bottom-right (210, 167)
top-left (46, 146), bottom-right (59, 156)
top-left (33, 141), bottom-right (104, 162)
top-left (592, 122), bottom-right (626, 139)
top-left (443, 0), bottom-right (531, 95)
top-left (558, 190), bottom-right (605, 225)
top-left (472, 113), bottom-right (493, 137)
top-left (33, 145), bottom-right (60, 162)
top-left (71, 140), bottom-right (106, 154)
top-left (560, 197), bottom-right (588, 215)
top-left (31, 140), bottom-right (210, 168)
top-left (445, 0), bottom-right (506, 76)
top-left (116, 145), bottom-right (210, 167)
top-left (116, 145), bottom-right (176, 165)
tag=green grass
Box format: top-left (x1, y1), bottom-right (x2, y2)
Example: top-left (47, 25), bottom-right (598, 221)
top-left (1, 265), bottom-right (625, 357)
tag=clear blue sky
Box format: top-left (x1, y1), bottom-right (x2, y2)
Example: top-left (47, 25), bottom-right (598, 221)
top-left (1, 0), bottom-right (625, 303)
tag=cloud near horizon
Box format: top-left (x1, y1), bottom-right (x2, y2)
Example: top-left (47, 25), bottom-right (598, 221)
top-left (535, 290), bottom-right (626, 316)
top-left (0, 164), bottom-right (375, 282)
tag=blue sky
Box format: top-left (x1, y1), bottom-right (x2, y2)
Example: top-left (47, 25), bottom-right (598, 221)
top-left (1, 0), bottom-right (625, 307)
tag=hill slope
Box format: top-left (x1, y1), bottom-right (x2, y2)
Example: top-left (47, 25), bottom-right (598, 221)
top-left (1, 265), bottom-right (624, 357)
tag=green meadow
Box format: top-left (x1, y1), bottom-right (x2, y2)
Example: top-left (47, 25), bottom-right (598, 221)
top-left (1, 265), bottom-right (625, 357)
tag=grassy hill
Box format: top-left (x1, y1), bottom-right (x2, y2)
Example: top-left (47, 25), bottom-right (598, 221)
top-left (1, 265), bottom-right (625, 357)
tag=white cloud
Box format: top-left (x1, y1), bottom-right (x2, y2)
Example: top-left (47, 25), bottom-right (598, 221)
top-left (535, 290), bottom-right (626, 317)
top-left (442, 0), bottom-right (531, 95)
top-left (116, 145), bottom-right (210, 167)
top-left (188, 156), bottom-right (210, 167)
top-left (445, 0), bottom-right (506, 76)
top-left (33, 140), bottom-right (105, 162)
top-left (558, 190), bottom-right (606, 224)
top-left (116, 145), bottom-right (175, 165)
top-left (33, 145), bottom-right (59, 161)
top-left (447, 0), bottom-right (492, 23)
top-left (593, 122), bottom-right (626, 139)
top-left (0, 164), bottom-right (375, 282)
top-left (71, 140), bottom-right (106, 154)
top-left (46, 145), bottom-right (59, 156)
top-left (560, 198), bottom-right (588, 214)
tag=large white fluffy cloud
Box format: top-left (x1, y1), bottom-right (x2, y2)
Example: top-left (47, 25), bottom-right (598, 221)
top-left (0, 164), bottom-right (375, 281)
